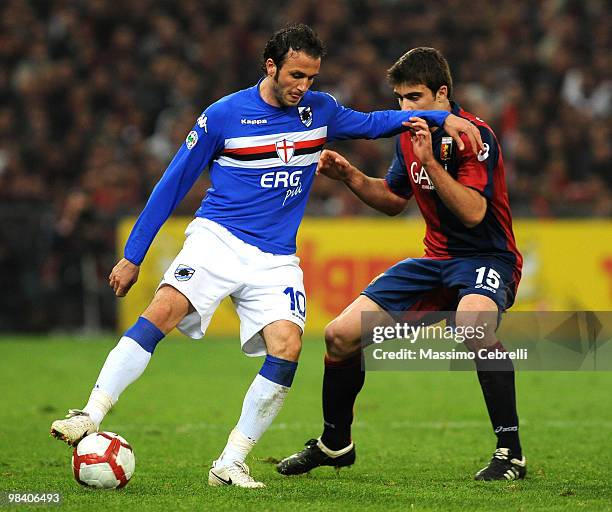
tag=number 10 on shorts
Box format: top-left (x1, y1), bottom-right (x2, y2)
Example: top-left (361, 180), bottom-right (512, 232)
top-left (284, 287), bottom-right (306, 318)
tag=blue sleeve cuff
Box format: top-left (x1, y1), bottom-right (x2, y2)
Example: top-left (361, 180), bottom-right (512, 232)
top-left (410, 109), bottom-right (449, 127)
top-left (123, 254), bottom-right (141, 266)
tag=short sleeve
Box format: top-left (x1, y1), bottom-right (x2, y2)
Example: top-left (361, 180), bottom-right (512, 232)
top-left (456, 126), bottom-right (499, 201)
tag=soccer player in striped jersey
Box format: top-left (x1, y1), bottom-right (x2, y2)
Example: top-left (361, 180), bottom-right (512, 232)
top-left (277, 47), bottom-right (526, 482)
top-left (50, 27), bottom-right (483, 488)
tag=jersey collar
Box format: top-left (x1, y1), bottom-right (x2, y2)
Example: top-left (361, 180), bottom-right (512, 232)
top-left (431, 101), bottom-right (463, 143)
top-left (253, 77), bottom-right (307, 111)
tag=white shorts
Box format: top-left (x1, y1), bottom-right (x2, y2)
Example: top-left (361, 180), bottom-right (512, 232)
top-left (158, 218), bottom-right (306, 357)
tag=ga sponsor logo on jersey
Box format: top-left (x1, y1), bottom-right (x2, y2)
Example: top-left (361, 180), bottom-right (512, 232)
top-left (260, 169), bottom-right (303, 206)
top-left (275, 139), bottom-right (295, 164)
top-left (197, 114), bottom-right (208, 132)
top-left (186, 130), bottom-right (198, 150)
top-left (298, 106), bottom-right (313, 127)
top-left (410, 161), bottom-right (435, 190)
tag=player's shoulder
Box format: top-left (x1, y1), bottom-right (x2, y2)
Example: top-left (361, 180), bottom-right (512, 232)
top-left (303, 89), bottom-right (342, 110)
top-left (196, 86), bottom-right (257, 137)
top-left (453, 103), bottom-right (499, 156)
top-left (455, 104), bottom-right (496, 138)
top-left (204, 86), bottom-right (251, 115)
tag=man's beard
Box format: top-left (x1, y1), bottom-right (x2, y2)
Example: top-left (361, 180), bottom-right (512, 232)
top-left (272, 71), bottom-right (294, 107)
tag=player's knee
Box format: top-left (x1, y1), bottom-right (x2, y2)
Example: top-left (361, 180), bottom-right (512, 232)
top-left (142, 286), bottom-right (189, 333)
top-left (324, 320), bottom-right (359, 359)
top-left (455, 295), bottom-right (499, 348)
top-left (142, 301), bottom-right (175, 333)
top-left (271, 334), bottom-right (302, 361)
top-left (264, 322), bottom-right (302, 361)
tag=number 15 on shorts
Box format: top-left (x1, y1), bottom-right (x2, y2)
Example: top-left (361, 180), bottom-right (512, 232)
top-left (475, 266), bottom-right (501, 292)
top-left (284, 286), bottom-right (306, 319)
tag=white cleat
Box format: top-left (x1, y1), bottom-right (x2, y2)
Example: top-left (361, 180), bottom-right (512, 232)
top-left (50, 409), bottom-right (97, 446)
top-left (208, 460), bottom-right (266, 488)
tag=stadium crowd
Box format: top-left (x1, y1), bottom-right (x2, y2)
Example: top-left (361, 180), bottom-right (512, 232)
top-left (0, 0), bottom-right (609, 331)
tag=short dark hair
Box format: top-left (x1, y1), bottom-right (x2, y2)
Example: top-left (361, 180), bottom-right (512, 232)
top-left (387, 47), bottom-right (453, 99)
top-left (262, 23), bottom-right (326, 71)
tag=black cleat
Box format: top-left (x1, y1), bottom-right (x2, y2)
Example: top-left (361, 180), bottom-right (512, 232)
top-left (277, 438), bottom-right (356, 475)
top-left (475, 448), bottom-right (527, 481)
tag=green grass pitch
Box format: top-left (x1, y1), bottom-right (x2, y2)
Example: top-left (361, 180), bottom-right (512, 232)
top-left (1, 336), bottom-right (611, 511)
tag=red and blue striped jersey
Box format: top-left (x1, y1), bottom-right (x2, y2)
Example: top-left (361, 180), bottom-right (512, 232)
top-left (385, 103), bottom-right (522, 275)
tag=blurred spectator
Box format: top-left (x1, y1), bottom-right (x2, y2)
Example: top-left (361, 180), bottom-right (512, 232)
top-left (0, 0), bottom-right (609, 331)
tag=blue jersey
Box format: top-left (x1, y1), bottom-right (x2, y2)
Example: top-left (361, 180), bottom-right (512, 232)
top-left (124, 80), bottom-right (450, 264)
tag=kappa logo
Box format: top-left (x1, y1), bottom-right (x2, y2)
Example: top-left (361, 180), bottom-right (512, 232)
top-left (298, 106), bottom-right (313, 127)
top-left (197, 114), bottom-right (208, 132)
top-left (276, 139), bottom-right (295, 163)
top-left (174, 264), bottom-right (195, 281)
top-left (241, 118), bottom-right (268, 125)
top-left (186, 130), bottom-right (198, 150)
top-left (477, 143), bottom-right (490, 162)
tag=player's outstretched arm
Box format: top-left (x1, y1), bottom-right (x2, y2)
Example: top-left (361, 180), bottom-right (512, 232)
top-left (404, 114), bottom-right (484, 154)
top-left (109, 258), bottom-right (140, 297)
top-left (317, 149), bottom-right (408, 216)
top-left (328, 100), bottom-right (483, 155)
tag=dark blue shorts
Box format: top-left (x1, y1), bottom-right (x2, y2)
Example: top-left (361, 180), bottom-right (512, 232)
top-left (362, 256), bottom-right (520, 313)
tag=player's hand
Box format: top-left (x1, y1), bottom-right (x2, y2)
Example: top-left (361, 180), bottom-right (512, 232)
top-left (409, 118), bottom-right (435, 165)
top-left (109, 258), bottom-right (140, 297)
top-left (316, 149), bottom-right (353, 181)
top-left (441, 114), bottom-right (484, 154)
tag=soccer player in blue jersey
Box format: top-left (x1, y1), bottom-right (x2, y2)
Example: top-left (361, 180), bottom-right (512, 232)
top-left (50, 26), bottom-right (483, 488)
top-left (277, 47), bottom-right (526, 481)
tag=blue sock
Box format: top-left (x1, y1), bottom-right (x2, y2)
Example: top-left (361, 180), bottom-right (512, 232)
top-left (124, 317), bottom-right (165, 354)
top-left (258, 355), bottom-right (298, 387)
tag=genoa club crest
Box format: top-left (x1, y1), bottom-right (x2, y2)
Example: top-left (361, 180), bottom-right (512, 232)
top-left (276, 139), bottom-right (295, 164)
top-left (440, 136), bottom-right (453, 161)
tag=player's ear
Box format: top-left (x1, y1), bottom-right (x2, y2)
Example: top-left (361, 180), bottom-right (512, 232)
top-left (265, 58), bottom-right (277, 78)
top-left (436, 85), bottom-right (448, 102)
